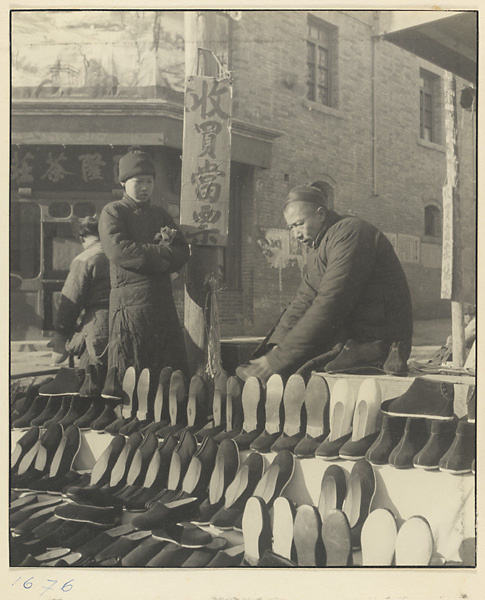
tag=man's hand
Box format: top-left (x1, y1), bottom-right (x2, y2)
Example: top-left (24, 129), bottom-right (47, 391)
top-left (154, 226), bottom-right (178, 246)
top-left (236, 354), bottom-right (275, 384)
top-left (47, 333), bottom-right (69, 364)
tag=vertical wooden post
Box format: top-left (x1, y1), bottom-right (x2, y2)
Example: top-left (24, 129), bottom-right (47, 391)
top-left (441, 72), bottom-right (466, 367)
top-left (183, 11), bottom-right (226, 376)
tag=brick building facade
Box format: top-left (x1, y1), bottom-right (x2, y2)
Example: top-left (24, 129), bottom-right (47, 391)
top-left (11, 10), bottom-right (476, 342)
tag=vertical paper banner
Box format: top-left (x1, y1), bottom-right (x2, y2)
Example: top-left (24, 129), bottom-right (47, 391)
top-left (180, 76), bottom-right (232, 246)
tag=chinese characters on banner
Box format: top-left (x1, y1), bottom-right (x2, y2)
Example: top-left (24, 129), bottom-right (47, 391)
top-left (180, 76), bottom-right (232, 246)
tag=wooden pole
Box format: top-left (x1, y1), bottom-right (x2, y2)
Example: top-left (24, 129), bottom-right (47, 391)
top-left (441, 72), bottom-right (466, 367)
top-left (183, 11), bottom-right (226, 377)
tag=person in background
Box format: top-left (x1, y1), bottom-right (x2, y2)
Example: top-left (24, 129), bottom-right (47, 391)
top-left (99, 146), bottom-right (190, 382)
top-left (237, 184), bottom-right (413, 382)
top-left (49, 216), bottom-right (110, 385)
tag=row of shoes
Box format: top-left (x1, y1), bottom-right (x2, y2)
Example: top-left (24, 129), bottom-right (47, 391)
top-left (243, 499), bottom-right (442, 567)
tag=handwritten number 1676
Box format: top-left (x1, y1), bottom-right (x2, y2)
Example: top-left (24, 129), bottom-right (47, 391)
top-left (12, 577), bottom-right (74, 594)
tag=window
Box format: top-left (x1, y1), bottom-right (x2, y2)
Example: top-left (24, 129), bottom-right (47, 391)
top-left (306, 16), bottom-right (337, 107)
top-left (420, 69), bottom-right (441, 143)
top-left (10, 202), bottom-right (41, 280)
top-left (424, 204), bottom-right (442, 238)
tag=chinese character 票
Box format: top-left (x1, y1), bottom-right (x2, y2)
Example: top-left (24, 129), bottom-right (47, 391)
top-left (79, 153), bottom-right (106, 182)
top-left (187, 79), bottom-right (231, 120)
top-left (191, 160), bottom-right (225, 202)
top-left (195, 121), bottom-right (222, 159)
top-left (11, 151), bottom-right (34, 184)
top-left (41, 152), bottom-right (73, 183)
top-left (192, 204), bottom-right (222, 229)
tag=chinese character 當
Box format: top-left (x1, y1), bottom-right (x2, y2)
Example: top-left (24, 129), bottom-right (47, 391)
top-left (191, 160), bottom-right (225, 202)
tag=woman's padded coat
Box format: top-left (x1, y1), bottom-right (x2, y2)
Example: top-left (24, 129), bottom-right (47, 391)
top-left (266, 210), bottom-right (413, 375)
top-left (99, 194), bottom-right (190, 379)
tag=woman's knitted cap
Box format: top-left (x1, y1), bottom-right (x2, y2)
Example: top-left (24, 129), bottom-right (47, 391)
top-left (118, 146), bottom-right (155, 183)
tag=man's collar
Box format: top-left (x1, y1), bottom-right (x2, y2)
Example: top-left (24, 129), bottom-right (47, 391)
top-left (83, 237), bottom-right (101, 251)
top-left (123, 192), bottom-right (151, 210)
top-left (313, 210), bottom-right (342, 248)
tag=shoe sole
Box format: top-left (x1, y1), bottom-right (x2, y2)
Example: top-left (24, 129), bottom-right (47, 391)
top-left (293, 505), bottom-right (323, 567)
top-left (242, 496), bottom-right (270, 566)
top-left (361, 508), bottom-right (397, 566)
top-left (380, 409), bottom-right (454, 421)
top-left (321, 509), bottom-right (352, 566)
top-left (282, 375), bottom-right (306, 436)
top-left (304, 375), bottom-right (330, 438)
top-left (395, 516), bottom-right (433, 566)
top-left (439, 466), bottom-right (472, 475)
top-left (241, 377), bottom-right (263, 433)
top-left (272, 497), bottom-right (295, 560)
top-left (265, 375), bottom-right (284, 434)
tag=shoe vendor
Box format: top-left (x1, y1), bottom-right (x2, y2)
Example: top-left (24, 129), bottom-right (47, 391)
top-left (237, 185), bottom-right (413, 382)
top-left (49, 216), bottom-right (110, 385)
top-left (99, 146), bottom-right (190, 382)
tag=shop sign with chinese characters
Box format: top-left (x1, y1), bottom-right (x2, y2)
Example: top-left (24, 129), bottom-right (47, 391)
top-left (180, 76), bottom-right (232, 246)
top-left (11, 146), bottom-right (128, 191)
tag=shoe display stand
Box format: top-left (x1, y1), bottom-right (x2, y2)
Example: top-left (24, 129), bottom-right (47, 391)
top-left (10, 371), bottom-right (475, 567)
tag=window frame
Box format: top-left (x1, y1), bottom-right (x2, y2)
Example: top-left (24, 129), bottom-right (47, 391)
top-left (306, 15), bottom-right (337, 109)
top-left (419, 68), bottom-right (441, 144)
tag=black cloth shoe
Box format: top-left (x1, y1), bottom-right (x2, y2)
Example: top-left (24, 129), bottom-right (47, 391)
top-left (30, 396), bottom-right (63, 427)
top-left (91, 401), bottom-right (120, 432)
top-left (343, 459), bottom-right (376, 549)
top-left (439, 419), bottom-right (475, 475)
top-left (388, 418), bottom-right (429, 469)
top-left (74, 399), bottom-right (105, 430)
top-left (101, 367), bottom-right (123, 400)
top-left (43, 397), bottom-right (71, 428)
top-left (131, 497), bottom-right (200, 531)
top-left (383, 342), bottom-right (410, 376)
top-left (54, 502), bottom-right (123, 526)
top-left (79, 365), bottom-right (102, 397)
top-left (58, 397), bottom-right (90, 428)
top-left (48, 425), bottom-right (82, 478)
top-left (325, 340), bottom-right (390, 374)
top-left (11, 426), bottom-right (40, 473)
top-left (12, 396), bottom-right (48, 429)
top-left (414, 417), bottom-right (458, 470)
top-left (38, 367), bottom-right (85, 396)
top-left (381, 378), bottom-right (455, 420)
top-left (365, 414), bottom-right (406, 465)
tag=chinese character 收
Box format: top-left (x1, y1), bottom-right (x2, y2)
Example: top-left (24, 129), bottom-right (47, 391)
top-left (191, 159), bottom-right (225, 202)
top-left (192, 204), bottom-right (222, 229)
top-left (186, 79), bottom-right (231, 120)
top-left (79, 152), bottom-right (106, 182)
top-left (11, 151), bottom-right (34, 184)
top-left (41, 152), bottom-right (73, 183)
top-left (195, 120), bottom-right (222, 159)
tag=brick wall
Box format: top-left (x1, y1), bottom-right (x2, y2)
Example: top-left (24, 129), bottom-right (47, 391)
top-left (214, 10), bottom-right (476, 337)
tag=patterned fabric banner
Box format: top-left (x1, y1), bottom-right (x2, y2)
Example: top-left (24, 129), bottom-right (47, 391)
top-left (180, 75), bottom-right (232, 246)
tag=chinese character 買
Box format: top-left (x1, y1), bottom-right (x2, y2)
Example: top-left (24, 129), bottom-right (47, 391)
top-left (186, 79), bottom-right (231, 120)
top-left (191, 160), bottom-right (225, 202)
top-left (192, 204), bottom-right (222, 229)
top-left (11, 151), bottom-right (34, 184)
top-left (41, 152), bottom-right (73, 183)
top-left (195, 120), bottom-right (222, 159)
top-left (79, 152), bottom-right (106, 182)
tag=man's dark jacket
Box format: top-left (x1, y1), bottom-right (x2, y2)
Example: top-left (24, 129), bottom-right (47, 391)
top-left (99, 194), bottom-right (190, 379)
top-left (266, 210), bottom-right (413, 374)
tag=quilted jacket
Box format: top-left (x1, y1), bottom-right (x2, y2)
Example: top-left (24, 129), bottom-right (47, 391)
top-left (266, 210), bottom-right (413, 374)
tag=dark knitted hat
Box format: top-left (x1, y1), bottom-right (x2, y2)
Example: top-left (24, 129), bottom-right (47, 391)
top-left (118, 147), bottom-right (155, 183)
top-left (284, 185), bottom-right (326, 208)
